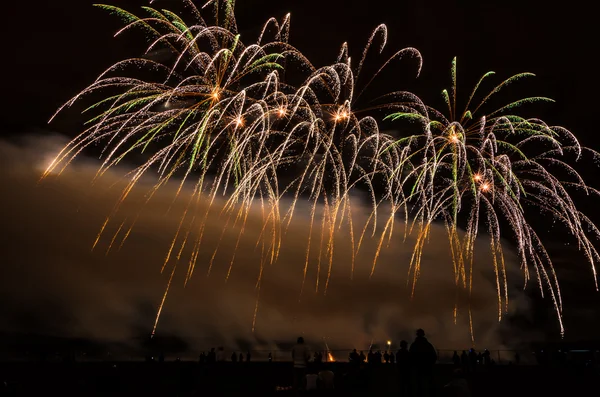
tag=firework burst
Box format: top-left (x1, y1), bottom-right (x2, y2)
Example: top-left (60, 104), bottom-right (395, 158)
top-left (44, 0), bottom-right (422, 335)
top-left (43, 0), bottom-right (600, 338)
top-left (384, 57), bottom-right (600, 335)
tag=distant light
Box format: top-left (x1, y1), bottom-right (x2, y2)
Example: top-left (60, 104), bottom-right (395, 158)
top-left (277, 107), bottom-right (286, 117)
top-left (235, 117), bottom-right (244, 127)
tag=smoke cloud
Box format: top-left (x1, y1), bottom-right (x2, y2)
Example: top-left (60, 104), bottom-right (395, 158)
top-left (0, 133), bottom-right (533, 358)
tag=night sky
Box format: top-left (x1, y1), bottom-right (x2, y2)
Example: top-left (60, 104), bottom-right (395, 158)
top-left (2, 0), bottom-right (600, 356)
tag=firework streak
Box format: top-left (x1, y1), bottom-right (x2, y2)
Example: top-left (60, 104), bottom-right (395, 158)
top-left (44, 0), bottom-right (600, 337)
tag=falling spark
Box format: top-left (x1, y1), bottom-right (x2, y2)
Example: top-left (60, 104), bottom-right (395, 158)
top-left (43, 2), bottom-right (599, 340)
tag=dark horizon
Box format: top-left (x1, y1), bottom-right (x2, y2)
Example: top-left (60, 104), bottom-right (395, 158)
top-left (2, 0), bottom-right (600, 349)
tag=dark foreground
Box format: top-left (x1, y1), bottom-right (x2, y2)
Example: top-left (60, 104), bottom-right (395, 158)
top-left (1, 361), bottom-right (598, 396)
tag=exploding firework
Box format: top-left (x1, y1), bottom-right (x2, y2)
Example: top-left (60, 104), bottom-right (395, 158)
top-left (271, 25), bottom-right (422, 296)
top-left (384, 57), bottom-right (600, 335)
top-left (43, 0), bottom-right (422, 335)
top-left (44, 0), bottom-right (304, 332)
top-left (43, 0), bottom-right (599, 338)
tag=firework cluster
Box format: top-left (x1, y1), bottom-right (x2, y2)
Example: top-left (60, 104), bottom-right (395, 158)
top-left (46, 0), bottom-right (600, 335)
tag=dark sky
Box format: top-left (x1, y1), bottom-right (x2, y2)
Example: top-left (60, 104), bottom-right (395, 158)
top-left (2, 0), bottom-right (600, 355)
top-left (3, 0), bottom-right (597, 138)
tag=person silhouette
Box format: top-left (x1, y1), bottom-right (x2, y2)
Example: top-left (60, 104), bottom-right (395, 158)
top-left (367, 349), bottom-right (374, 364)
top-left (314, 351), bottom-right (323, 364)
top-left (396, 340), bottom-right (410, 397)
top-left (207, 348), bottom-right (216, 364)
top-left (292, 337), bottom-right (310, 393)
top-left (453, 351), bottom-right (460, 366)
top-left (483, 349), bottom-right (491, 366)
top-left (349, 349), bottom-right (360, 364)
top-left (409, 329), bottom-right (437, 397)
top-left (460, 350), bottom-right (469, 372)
top-left (374, 351), bottom-right (382, 364)
top-left (468, 349), bottom-right (477, 371)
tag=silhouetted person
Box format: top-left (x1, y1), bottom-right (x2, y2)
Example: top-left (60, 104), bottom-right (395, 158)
top-left (359, 351), bottom-right (366, 363)
top-left (367, 349), bottom-right (375, 364)
top-left (460, 351), bottom-right (469, 372)
top-left (314, 351), bottom-right (323, 364)
top-left (246, 351), bottom-right (251, 362)
top-left (350, 349), bottom-right (360, 363)
top-left (268, 352), bottom-right (272, 363)
top-left (374, 351), bottom-right (382, 364)
top-left (231, 352), bottom-right (237, 362)
top-left (453, 351), bottom-right (460, 366)
top-left (384, 351), bottom-right (390, 363)
top-left (396, 341), bottom-right (410, 397)
top-left (239, 353), bottom-right (244, 362)
top-left (397, 341), bottom-right (410, 367)
top-left (482, 349), bottom-right (491, 366)
top-left (468, 349), bottom-right (477, 371)
top-left (292, 337), bottom-right (310, 393)
top-left (409, 329), bottom-right (437, 397)
top-left (158, 352), bottom-right (165, 363)
top-left (207, 348), bottom-right (216, 364)
top-left (390, 352), bottom-right (396, 364)
top-left (199, 352), bottom-right (206, 364)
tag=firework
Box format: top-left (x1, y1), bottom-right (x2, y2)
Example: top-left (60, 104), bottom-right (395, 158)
top-left (43, 0), bottom-right (599, 338)
top-left (44, 0), bottom-right (311, 334)
top-left (44, 0), bottom-right (422, 335)
top-left (384, 57), bottom-right (600, 334)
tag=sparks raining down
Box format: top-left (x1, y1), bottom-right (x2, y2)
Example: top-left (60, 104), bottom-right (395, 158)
top-left (42, 0), bottom-right (423, 334)
top-left (384, 57), bottom-right (600, 335)
top-left (43, 0), bottom-right (599, 338)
